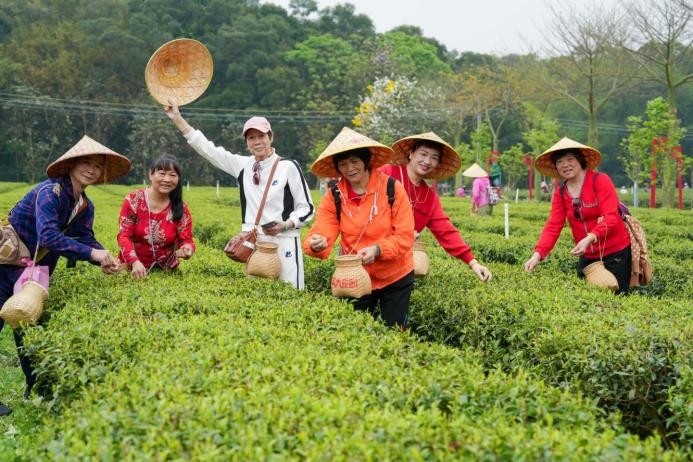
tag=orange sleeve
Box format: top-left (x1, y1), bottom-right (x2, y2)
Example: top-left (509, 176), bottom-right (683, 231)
top-left (303, 189), bottom-right (342, 260)
top-left (375, 180), bottom-right (414, 260)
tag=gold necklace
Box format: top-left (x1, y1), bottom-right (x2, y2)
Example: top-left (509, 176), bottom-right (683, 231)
top-left (400, 165), bottom-right (429, 206)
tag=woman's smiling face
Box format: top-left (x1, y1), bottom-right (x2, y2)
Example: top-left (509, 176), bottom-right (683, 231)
top-left (408, 145), bottom-right (441, 178)
top-left (336, 155), bottom-right (368, 186)
top-left (554, 153), bottom-right (583, 180)
top-left (69, 155), bottom-right (105, 186)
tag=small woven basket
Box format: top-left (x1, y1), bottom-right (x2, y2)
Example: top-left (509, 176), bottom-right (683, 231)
top-left (0, 281), bottom-right (48, 328)
top-left (583, 261), bottom-right (618, 291)
top-left (331, 255), bottom-right (371, 298)
top-left (145, 38), bottom-right (213, 106)
top-left (246, 242), bottom-right (281, 280)
top-left (413, 242), bottom-right (430, 278)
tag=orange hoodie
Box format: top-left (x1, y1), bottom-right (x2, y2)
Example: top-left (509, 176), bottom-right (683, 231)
top-left (303, 170), bottom-right (414, 290)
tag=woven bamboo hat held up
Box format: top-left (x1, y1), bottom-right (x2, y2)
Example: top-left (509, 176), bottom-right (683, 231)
top-left (46, 135), bottom-right (131, 184)
top-left (462, 163), bottom-right (488, 178)
top-left (535, 137), bottom-right (602, 178)
top-left (145, 38), bottom-right (213, 106)
top-left (311, 127), bottom-right (394, 178)
top-left (391, 132), bottom-right (462, 180)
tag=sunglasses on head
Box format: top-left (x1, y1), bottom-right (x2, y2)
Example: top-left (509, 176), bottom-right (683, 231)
top-left (572, 197), bottom-right (583, 221)
top-left (252, 161), bottom-right (261, 185)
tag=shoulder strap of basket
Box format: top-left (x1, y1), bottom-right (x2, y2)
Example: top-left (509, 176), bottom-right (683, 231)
top-left (253, 157), bottom-right (281, 226)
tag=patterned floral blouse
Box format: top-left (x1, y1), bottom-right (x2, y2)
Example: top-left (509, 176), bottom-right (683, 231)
top-left (117, 189), bottom-right (195, 270)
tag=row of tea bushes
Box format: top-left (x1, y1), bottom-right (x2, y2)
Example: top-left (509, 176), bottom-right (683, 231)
top-left (396, 232), bottom-right (692, 450)
top-left (17, 247), bottom-right (685, 460)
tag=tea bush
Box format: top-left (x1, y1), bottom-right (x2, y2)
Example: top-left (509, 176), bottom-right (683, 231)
top-left (0, 185), bottom-right (690, 459)
top-left (404, 197), bottom-right (693, 448)
top-left (19, 264), bottom-right (683, 460)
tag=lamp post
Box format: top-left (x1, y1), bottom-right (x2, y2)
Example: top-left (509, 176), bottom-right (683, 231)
top-left (522, 154), bottom-right (533, 201)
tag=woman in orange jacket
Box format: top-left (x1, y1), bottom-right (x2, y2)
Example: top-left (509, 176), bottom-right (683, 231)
top-left (303, 128), bottom-right (415, 328)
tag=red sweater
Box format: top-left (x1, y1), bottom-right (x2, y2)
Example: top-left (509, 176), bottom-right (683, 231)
top-left (379, 164), bottom-right (474, 264)
top-left (535, 171), bottom-right (630, 260)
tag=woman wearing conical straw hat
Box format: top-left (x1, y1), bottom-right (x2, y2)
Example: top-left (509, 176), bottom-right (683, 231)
top-left (0, 136), bottom-right (131, 415)
top-left (164, 101), bottom-right (314, 289)
top-left (304, 128), bottom-right (415, 328)
top-left (382, 133), bottom-right (491, 282)
top-left (523, 137), bottom-right (632, 294)
top-left (464, 163), bottom-right (493, 216)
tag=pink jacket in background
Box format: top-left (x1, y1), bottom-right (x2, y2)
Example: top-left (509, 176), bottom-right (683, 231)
top-left (472, 176), bottom-right (490, 207)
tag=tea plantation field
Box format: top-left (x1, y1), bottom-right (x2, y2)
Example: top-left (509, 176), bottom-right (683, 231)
top-left (0, 182), bottom-right (691, 460)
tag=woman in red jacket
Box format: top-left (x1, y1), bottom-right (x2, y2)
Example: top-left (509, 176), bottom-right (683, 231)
top-left (381, 132), bottom-right (491, 281)
top-left (304, 128), bottom-right (415, 328)
top-left (523, 137), bottom-right (631, 293)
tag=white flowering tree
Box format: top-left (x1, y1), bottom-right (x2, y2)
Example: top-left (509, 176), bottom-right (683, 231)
top-left (352, 76), bottom-right (443, 145)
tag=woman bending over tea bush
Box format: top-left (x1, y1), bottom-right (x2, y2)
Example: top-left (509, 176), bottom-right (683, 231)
top-left (523, 137), bottom-right (631, 294)
top-left (0, 136), bottom-right (129, 416)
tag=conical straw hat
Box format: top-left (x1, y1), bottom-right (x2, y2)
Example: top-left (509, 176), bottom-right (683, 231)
top-left (311, 127), bottom-right (394, 178)
top-left (46, 135), bottom-right (131, 184)
top-left (462, 163), bottom-right (488, 178)
top-left (535, 137), bottom-right (602, 178)
top-left (391, 132), bottom-right (461, 180)
top-left (145, 38), bottom-right (213, 106)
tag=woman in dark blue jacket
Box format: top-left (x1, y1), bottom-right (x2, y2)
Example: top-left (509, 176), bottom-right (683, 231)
top-left (0, 136), bottom-right (130, 416)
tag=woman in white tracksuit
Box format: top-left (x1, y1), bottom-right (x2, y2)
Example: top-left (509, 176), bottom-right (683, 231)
top-left (165, 102), bottom-right (314, 289)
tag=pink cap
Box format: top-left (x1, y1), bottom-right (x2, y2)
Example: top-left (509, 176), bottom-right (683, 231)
top-left (242, 116), bottom-right (272, 136)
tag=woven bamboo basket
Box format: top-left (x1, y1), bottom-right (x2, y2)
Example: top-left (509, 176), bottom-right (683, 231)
top-left (0, 281), bottom-right (48, 328)
top-left (246, 242), bottom-right (281, 280)
top-left (331, 255), bottom-right (371, 298)
top-left (583, 261), bottom-right (618, 291)
top-left (145, 38), bottom-right (213, 106)
top-left (413, 242), bottom-right (430, 278)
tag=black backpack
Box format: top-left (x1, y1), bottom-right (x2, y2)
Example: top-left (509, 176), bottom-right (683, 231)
top-left (332, 176), bottom-right (396, 222)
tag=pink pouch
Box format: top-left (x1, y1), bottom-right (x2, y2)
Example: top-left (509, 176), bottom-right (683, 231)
top-left (14, 261), bottom-right (50, 294)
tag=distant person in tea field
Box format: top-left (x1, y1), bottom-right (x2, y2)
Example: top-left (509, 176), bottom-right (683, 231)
top-left (523, 137), bottom-right (632, 294)
top-left (117, 155), bottom-right (195, 278)
top-left (380, 132), bottom-right (491, 282)
top-left (0, 136), bottom-right (130, 416)
top-left (468, 164), bottom-right (492, 216)
top-left (164, 101), bottom-right (314, 289)
top-left (304, 128), bottom-right (415, 328)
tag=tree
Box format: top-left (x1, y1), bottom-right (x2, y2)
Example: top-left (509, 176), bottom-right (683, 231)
top-left (371, 31), bottom-right (452, 79)
top-left (624, 0), bottom-right (693, 120)
top-left (286, 33), bottom-right (368, 110)
top-left (289, 0), bottom-right (318, 18)
top-left (499, 144), bottom-right (528, 193)
top-left (522, 104), bottom-right (560, 201)
top-left (316, 3), bottom-right (375, 42)
top-left (540, 1), bottom-right (635, 146)
top-left (352, 76), bottom-right (444, 145)
top-left (458, 63), bottom-right (526, 153)
top-left (620, 97), bottom-right (686, 207)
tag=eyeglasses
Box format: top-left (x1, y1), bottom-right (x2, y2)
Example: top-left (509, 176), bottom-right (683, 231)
top-left (572, 197), bottom-right (583, 221)
top-left (252, 161), bottom-right (261, 185)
